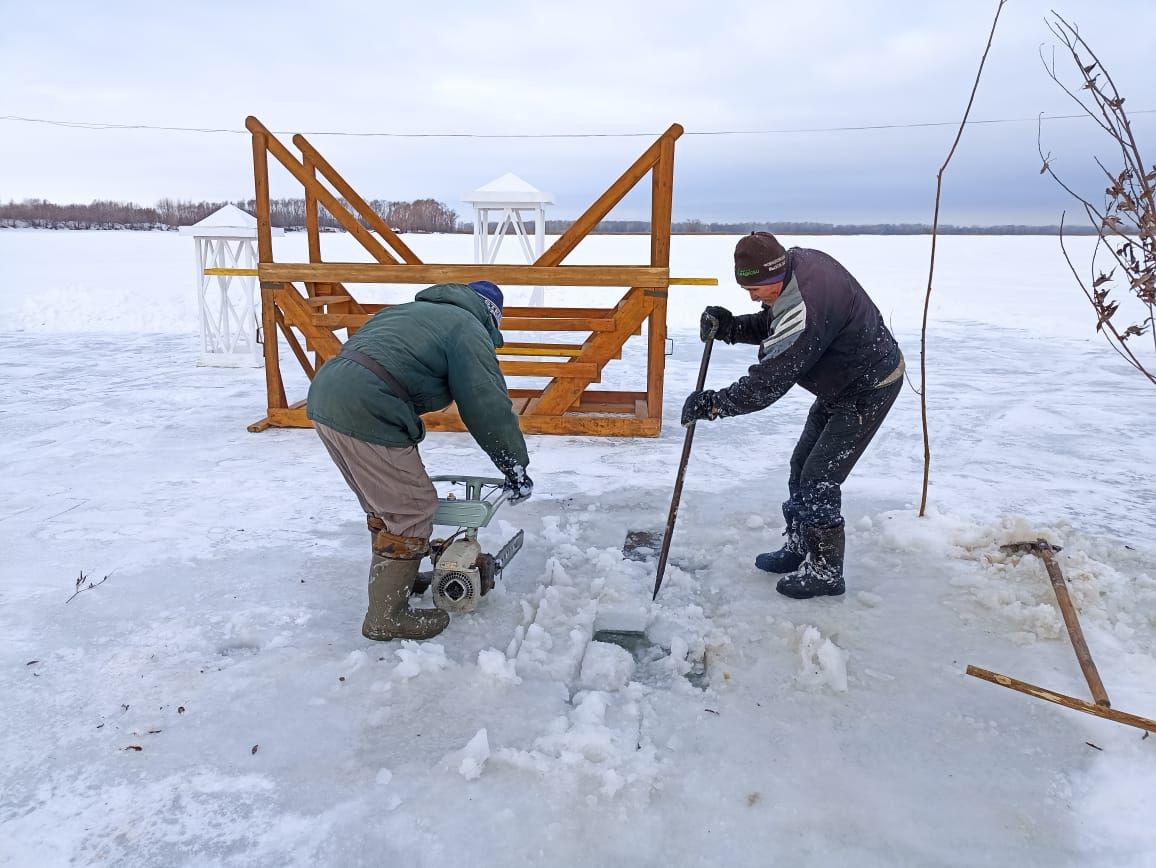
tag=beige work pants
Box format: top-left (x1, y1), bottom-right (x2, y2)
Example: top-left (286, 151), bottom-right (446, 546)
top-left (313, 422), bottom-right (438, 539)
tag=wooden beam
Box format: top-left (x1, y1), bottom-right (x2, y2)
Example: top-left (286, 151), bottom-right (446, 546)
top-left (647, 133), bottom-right (675, 419)
top-left (259, 283), bottom-right (287, 410)
top-left (274, 308), bottom-right (316, 380)
top-left (259, 262), bottom-right (668, 287)
top-left (294, 134), bottom-right (423, 266)
top-left (204, 267), bottom-right (259, 277)
top-left (530, 287), bottom-right (651, 415)
top-left (499, 360), bottom-right (598, 380)
top-left (275, 288), bottom-right (343, 358)
top-left (309, 313), bottom-right (616, 331)
top-left (245, 117), bottom-right (398, 264)
top-left (535, 124), bottom-right (684, 267)
top-left (498, 343), bottom-right (584, 358)
top-left (966, 666), bottom-right (1156, 734)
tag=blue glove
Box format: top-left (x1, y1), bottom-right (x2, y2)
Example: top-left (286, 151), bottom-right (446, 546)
top-left (681, 390), bottom-right (718, 427)
top-left (700, 306), bottom-right (733, 343)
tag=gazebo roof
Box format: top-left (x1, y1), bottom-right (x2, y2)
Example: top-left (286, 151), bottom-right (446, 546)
top-left (178, 204), bottom-right (284, 237)
top-left (463, 173), bottom-right (554, 206)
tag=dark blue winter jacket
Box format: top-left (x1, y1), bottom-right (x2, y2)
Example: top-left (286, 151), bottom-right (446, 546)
top-left (714, 248), bottom-right (902, 416)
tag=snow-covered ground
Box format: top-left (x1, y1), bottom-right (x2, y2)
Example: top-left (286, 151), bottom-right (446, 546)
top-left (1, 230), bottom-right (1154, 867)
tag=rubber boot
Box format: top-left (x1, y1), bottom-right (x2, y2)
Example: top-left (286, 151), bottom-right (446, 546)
top-left (755, 501), bottom-right (806, 573)
top-left (775, 522), bottom-right (846, 599)
top-left (362, 553), bottom-right (450, 641)
top-left (363, 527), bottom-right (446, 641)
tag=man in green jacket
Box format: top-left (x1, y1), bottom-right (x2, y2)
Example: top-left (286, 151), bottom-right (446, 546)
top-left (307, 280), bottom-right (532, 641)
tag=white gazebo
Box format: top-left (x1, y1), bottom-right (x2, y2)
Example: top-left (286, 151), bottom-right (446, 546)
top-left (463, 173), bottom-right (553, 305)
top-left (179, 204), bottom-right (283, 367)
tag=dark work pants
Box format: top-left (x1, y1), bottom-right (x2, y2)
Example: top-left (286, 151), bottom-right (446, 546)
top-left (787, 378), bottom-right (902, 529)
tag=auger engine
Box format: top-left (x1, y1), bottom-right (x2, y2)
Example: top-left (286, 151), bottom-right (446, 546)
top-left (421, 476), bottom-right (524, 614)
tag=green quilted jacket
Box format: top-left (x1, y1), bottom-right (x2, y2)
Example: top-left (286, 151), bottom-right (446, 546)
top-left (306, 284), bottom-right (529, 473)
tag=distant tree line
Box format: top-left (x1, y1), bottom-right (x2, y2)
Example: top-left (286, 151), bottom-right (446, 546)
top-left (0, 198), bottom-right (1100, 235)
top-left (0, 197), bottom-right (459, 233)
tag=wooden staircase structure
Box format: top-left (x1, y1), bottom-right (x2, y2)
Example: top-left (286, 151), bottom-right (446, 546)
top-left (243, 116), bottom-right (711, 437)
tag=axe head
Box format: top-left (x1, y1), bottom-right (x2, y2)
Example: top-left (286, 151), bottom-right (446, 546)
top-left (999, 539), bottom-right (1062, 555)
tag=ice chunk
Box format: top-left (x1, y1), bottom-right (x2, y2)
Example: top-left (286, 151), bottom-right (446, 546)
top-left (795, 625), bottom-right (849, 693)
top-left (578, 641), bottom-right (636, 692)
top-left (477, 648), bottom-right (521, 685)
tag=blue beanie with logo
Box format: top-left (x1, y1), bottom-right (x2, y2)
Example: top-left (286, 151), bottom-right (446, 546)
top-left (468, 280), bottom-right (504, 327)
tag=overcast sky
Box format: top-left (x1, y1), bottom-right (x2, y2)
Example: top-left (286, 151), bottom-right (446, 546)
top-left (2, 0), bottom-right (1154, 224)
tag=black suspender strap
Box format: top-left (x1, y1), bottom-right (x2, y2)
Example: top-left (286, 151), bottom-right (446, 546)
top-left (338, 348), bottom-right (414, 408)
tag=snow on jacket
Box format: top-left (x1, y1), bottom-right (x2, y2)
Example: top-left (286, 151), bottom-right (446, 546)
top-left (714, 247), bottom-right (902, 417)
top-left (306, 284), bottom-right (529, 473)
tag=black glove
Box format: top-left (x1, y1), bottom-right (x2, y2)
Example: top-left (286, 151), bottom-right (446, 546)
top-left (681, 390), bottom-right (718, 427)
top-left (502, 467), bottom-right (534, 505)
top-left (700, 306), bottom-right (733, 343)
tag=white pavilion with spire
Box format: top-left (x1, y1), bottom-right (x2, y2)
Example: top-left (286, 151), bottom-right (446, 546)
top-left (463, 173), bottom-right (553, 305)
top-left (179, 204), bottom-right (282, 367)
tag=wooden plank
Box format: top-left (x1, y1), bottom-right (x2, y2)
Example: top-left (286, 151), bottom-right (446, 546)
top-left (499, 361), bottom-right (599, 380)
top-left (275, 288), bottom-right (343, 358)
top-left (294, 134), bottom-right (423, 266)
top-left (670, 277), bottom-right (720, 286)
top-left (530, 287), bottom-right (651, 415)
top-left (204, 267), bottom-right (259, 277)
top-left (423, 409), bottom-right (661, 437)
top-left (306, 295), bottom-right (360, 307)
top-left (502, 306), bottom-right (614, 318)
top-left (251, 132), bottom-right (273, 264)
top-left (536, 124), bottom-right (684, 267)
top-left (511, 389), bottom-right (648, 404)
top-left (966, 666), bottom-right (1156, 734)
top-left (650, 135), bottom-right (674, 268)
top-left (307, 313), bottom-right (616, 332)
top-left (267, 406), bottom-right (311, 428)
top-left (498, 344), bottom-right (583, 358)
top-left (647, 134), bottom-right (675, 421)
top-left (260, 284), bottom-right (287, 410)
top-left (304, 152), bottom-right (321, 265)
top-left (274, 308), bottom-right (316, 380)
top-left (259, 262), bottom-right (668, 287)
top-left (245, 117), bottom-right (398, 264)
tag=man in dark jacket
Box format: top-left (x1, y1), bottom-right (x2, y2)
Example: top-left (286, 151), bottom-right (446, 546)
top-left (307, 280), bottom-right (532, 640)
top-left (682, 233), bottom-right (903, 599)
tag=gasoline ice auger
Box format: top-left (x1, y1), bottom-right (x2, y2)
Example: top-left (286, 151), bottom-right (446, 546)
top-left (415, 475), bottom-right (524, 614)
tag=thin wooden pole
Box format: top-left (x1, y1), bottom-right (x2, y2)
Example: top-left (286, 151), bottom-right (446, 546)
top-left (966, 666), bottom-right (1155, 734)
top-left (1035, 540), bottom-right (1112, 707)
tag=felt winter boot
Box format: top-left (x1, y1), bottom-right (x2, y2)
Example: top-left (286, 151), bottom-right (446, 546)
top-left (775, 522), bottom-right (846, 599)
top-left (362, 553), bottom-right (450, 640)
top-left (755, 502), bottom-right (806, 573)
